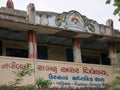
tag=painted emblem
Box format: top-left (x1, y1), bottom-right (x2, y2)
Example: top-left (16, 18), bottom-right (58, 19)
top-left (83, 17), bottom-right (95, 32)
top-left (55, 12), bottom-right (67, 26)
top-left (55, 11), bottom-right (84, 30)
top-left (33, 10), bottom-right (111, 36)
top-left (65, 11), bottom-right (84, 30)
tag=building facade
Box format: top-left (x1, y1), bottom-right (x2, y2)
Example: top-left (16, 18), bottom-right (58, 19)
top-left (0, 3), bottom-right (120, 88)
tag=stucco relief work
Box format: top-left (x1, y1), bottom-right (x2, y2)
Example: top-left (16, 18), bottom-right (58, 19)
top-left (35, 10), bottom-right (110, 35)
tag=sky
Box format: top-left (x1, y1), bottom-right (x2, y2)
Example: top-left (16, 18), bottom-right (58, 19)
top-left (0, 0), bottom-right (120, 30)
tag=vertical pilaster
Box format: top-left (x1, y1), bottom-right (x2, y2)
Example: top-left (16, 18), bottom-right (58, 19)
top-left (106, 19), bottom-right (117, 65)
top-left (28, 30), bottom-right (37, 59)
top-left (27, 3), bottom-right (37, 59)
top-left (28, 30), bottom-right (38, 84)
top-left (27, 3), bottom-right (38, 84)
top-left (109, 43), bottom-right (118, 65)
top-left (73, 38), bottom-right (82, 62)
top-left (27, 3), bottom-right (36, 24)
top-left (106, 19), bottom-right (114, 36)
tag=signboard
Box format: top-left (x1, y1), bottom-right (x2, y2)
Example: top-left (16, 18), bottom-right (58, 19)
top-left (0, 57), bottom-right (34, 85)
top-left (37, 60), bottom-right (114, 88)
top-left (0, 57), bottom-right (115, 88)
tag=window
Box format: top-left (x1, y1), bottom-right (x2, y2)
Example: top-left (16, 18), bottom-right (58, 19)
top-left (0, 41), bottom-right (2, 55)
top-left (6, 48), bottom-right (28, 58)
top-left (101, 53), bottom-right (111, 65)
top-left (37, 45), bottom-right (48, 59)
top-left (82, 55), bottom-right (100, 64)
top-left (66, 48), bottom-right (74, 62)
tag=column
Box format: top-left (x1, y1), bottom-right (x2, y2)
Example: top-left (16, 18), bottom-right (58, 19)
top-left (27, 3), bottom-right (36, 24)
top-left (73, 38), bottom-right (82, 62)
top-left (28, 30), bottom-right (38, 83)
top-left (27, 3), bottom-right (37, 58)
top-left (106, 19), bottom-right (114, 36)
top-left (106, 19), bottom-right (118, 65)
top-left (108, 43), bottom-right (118, 65)
top-left (27, 3), bottom-right (38, 83)
top-left (28, 30), bottom-right (37, 59)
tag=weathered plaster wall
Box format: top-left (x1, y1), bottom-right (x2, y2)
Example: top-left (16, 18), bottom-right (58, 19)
top-left (36, 10), bottom-right (111, 35)
top-left (0, 56), bottom-right (116, 88)
top-left (0, 7), bottom-right (26, 22)
top-left (0, 7), bottom-right (116, 36)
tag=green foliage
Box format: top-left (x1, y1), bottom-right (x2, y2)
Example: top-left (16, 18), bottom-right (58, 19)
top-left (106, 0), bottom-right (111, 4)
top-left (106, 0), bottom-right (120, 21)
top-left (9, 63), bottom-right (34, 89)
top-left (105, 53), bottom-right (120, 90)
top-left (8, 63), bottom-right (51, 90)
top-left (26, 84), bottom-right (36, 90)
top-left (105, 77), bottom-right (120, 90)
top-left (36, 77), bottom-right (51, 89)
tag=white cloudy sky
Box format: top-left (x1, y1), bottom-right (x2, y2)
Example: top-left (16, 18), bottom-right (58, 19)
top-left (0, 0), bottom-right (120, 30)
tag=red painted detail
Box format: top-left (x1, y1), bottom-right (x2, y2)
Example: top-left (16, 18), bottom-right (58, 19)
top-left (28, 30), bottom-right (37, 59)
top-left (38, 65), bottom-right (57, 74)
top-left (6, 0), bottom-right (14, 9)
top-left (109, 43), bottom-right (117, 54)
top-left (2, 61), bottom-right (27, 70)
top-left (60, 67), bottom-right (80, 73)
top-left (33, 31), bottom-right (37, 58)
top-left (73, 38), bottom-right (80, 49)
top-left (83, 67), bottom-right (107, 76)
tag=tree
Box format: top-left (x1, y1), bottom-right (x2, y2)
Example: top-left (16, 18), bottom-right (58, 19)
top-left (106, 0), bottom-right (120, 21)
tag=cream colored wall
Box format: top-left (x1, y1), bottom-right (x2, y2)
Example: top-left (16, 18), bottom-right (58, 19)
top-left (0, 56), bottom-right (34, 85)
top-left (0, 56), bottom-right (115, 87)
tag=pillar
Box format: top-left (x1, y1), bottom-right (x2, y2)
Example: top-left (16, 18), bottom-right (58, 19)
top-left (73, 38), bottom-right (82, 62)
top-left (27, 3), bottom-right (37, 58)
top-left (28, 30), bottom-right (37, 59)
top-left (106, 19), bottom-right (117, 65)
top-left (108, 43), bottom-right (118, 65)
top-left (106, 19), bottom-right (114, 36)
top-left (27, 3), bottom-right (37, 83)
top-left (28, 30), bottom-right (38, 84)
top-left (27, 3), bottom-right (36, 24)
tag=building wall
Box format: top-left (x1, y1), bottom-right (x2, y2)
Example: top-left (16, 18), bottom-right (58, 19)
top-left (0, 56), bottom-right (116, 88)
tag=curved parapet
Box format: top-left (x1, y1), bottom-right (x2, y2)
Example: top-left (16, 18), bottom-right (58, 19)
top-left (35, 10), bottom-right (112, 36)
top-left (55, 10), bottom-right (85, 31)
